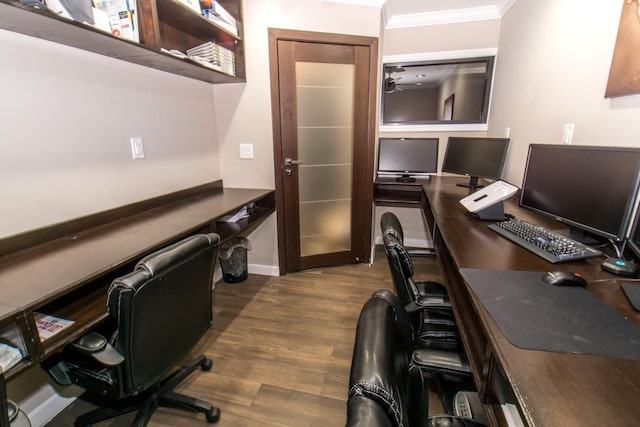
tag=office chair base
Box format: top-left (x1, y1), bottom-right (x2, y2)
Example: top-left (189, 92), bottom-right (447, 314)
top-left (74, 355), bottom-right (219, 426)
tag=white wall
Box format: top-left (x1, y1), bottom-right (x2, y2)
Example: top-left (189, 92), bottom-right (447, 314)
top-left (377, 19), bottom-right (502, 244)
top-left (489, 0), bottom-right (640, 185)
top-left (382, 19), bottom-right (501, 55)
top-left (0, 29), bottom-right (221, 239)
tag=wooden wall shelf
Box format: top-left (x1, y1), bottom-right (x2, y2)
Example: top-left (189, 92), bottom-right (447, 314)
top-left (0, 0), bottom-right (245, 84)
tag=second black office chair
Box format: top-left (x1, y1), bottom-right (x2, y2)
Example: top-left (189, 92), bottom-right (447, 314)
top-left (382, 233), bottom-right (460, 351)
top-left (47, 233), bottom-right (221, 426)
top-left (380, 211), bottom-right (436, 258)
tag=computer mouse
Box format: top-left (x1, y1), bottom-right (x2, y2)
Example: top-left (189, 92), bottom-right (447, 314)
top-left (541, 271), bottom-right (587, 287)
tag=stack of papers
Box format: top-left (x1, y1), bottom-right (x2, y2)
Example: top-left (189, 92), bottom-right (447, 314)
top-left (177, 0), bottom-right (201, 14)
top-left (186, 41), bottom-right (236, 76)
top-left (218, 205), bottom-right (249, 223)
top-left (0, 343), bottom-right (23, 372)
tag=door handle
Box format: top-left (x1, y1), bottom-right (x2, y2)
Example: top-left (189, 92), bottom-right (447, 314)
top-left (284, 158), bottom-right (302, 165)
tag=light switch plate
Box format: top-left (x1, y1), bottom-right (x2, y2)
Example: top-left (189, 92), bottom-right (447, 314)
top-left (130, 137), bottom-right (145, 159)
top-left (239, 143), bottom-right (254, 159)
top-left (562, 124), bottom-right (574, 144)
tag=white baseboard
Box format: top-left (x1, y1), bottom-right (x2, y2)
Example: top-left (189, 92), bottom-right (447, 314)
top-left (213, 263), bottom-right (279, 287)
top-left (248, 263), bottom-right (279, 277)
top-left (27, 393), bottom-right (78, 427)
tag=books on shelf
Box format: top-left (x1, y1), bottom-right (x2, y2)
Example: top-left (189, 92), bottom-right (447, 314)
top-left (45, 0), bottom-right (139, 43)
top-left (35, 313), bottom-right (75, 341)
top-left (202, 1), bottom-right (238, 37)
top-left (92, 0), bottom-right (139, 43)
top-left (186, 41), bottom-right (236, 76)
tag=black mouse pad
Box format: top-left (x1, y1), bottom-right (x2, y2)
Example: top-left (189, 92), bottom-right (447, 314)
top-left (459, 268), bottom-right (640, 358)
top-left (621, 282), bottom-right (640, 312)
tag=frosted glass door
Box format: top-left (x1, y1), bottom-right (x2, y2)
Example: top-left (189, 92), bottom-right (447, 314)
top-left (295, 62), bottom-right (354, 257)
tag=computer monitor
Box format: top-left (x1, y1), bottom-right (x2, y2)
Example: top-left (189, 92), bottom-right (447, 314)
top-left (520, 144), bottom-right (640, 244)
top-left (377, 137), bottom-right (438, 182)
top-left (442, 137), bottom-right (510, 188)
top-left (622, 192), bottom-right (640, 259)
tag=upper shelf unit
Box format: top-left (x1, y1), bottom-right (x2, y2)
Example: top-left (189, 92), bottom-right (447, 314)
top-left (0, 0), bottom-right (245, 84)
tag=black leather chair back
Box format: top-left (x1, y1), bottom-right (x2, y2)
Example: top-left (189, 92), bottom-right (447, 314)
top-left (370, 289), bottom-right (415, 348)
top-left (382, 234), bottom-right (421, 304)
top-left (106, 233), bottom-right (219, 394)
top-left (380, 212), bottom-right (404, 242)
top-left (348, 297), bottom-right (428, 427)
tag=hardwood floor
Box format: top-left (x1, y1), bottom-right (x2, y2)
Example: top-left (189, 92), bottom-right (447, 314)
top-left (45, 247), bottom-right (444, 426)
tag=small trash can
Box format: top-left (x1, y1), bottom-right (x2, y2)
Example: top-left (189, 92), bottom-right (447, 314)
top-left (219, 236), bottom-right (252, 283)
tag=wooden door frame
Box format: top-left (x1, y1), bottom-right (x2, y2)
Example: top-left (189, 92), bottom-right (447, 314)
top-left (268, 28), bottom-right (378, 275)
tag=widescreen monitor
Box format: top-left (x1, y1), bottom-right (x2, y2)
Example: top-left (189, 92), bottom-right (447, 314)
top-left (377, 137), bottom-right (438, 182)
top-left (520, 144), bottom-right (640, 243)
top-left (442, 137), bottom-right (510, 188)
top-left (622, 197), bottom-right (640, 259)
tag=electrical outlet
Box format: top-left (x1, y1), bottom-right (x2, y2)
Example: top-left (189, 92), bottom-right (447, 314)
top-left (562, 124), bottom-right (575, 144)
top-left (130, 137), bottom-right (145, 159)
top-left (239, 144), bottom-right (254, 159)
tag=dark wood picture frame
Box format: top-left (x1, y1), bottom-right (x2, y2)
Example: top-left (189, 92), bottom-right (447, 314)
top-left (605, 1), bottom-right (640, 98)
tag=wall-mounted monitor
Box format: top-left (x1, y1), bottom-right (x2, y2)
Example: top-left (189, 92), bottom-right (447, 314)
top-left (376, 137), bottom-right (439, 183)
top-left (442, 136), bottom-right (510, 188)
top-left (381, 56), bottom-right (495, 125)
top-left (520, 144), bottom-right (640, 244)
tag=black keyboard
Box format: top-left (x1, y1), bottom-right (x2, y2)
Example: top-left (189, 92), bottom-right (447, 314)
top-left (488, 218), bottom-right (602, 263)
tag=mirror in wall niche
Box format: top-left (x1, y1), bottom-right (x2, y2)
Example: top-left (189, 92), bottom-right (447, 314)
top-left (382, 56), bottom-right (495, 126)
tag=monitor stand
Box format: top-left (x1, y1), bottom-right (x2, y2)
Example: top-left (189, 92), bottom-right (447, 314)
top-left (396, 174), bottom-right (416, 183)
top-left (456, 176), bottom-right (483, 189)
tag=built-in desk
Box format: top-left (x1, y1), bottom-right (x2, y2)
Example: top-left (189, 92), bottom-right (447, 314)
top-left (0, 183), bottom-right (275, 384)
top-left (420, 176), bottom-right (640, 427)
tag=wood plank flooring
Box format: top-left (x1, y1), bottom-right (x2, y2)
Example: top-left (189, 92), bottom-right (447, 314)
top-left (45, 247), bottom-right (444, 426)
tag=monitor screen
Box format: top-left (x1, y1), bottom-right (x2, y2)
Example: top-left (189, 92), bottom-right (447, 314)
top-left (442, 137), bottom-right (510, 188)
top-left (377, 137), bottom-right (438, 182)
top-left (520, 144), bottom-right (640, 243)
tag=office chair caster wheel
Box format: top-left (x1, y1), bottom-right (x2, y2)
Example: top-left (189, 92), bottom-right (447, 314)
top-left (206, 407), bottom-right (221, 423)
top-left (201, 357), bottom-right (213, 371)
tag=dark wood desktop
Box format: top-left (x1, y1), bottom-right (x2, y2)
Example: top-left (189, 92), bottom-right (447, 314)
top-left (375, 176), bottom-right (640, 427)
top-left (0, 183), bottom-right (275, 386)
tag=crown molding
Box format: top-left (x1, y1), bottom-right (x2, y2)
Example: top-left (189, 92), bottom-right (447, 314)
top-left (386, 5), bottom-right (500, 29)
top-left (321, 0), bottom-right (520, 28)
top-left (497, 0), bottom-right (518, 15)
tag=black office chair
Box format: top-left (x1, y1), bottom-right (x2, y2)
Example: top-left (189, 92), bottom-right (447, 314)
top-left (382, 233), bottom-right (459, 351)
top-left (371, 289), bottom-right (473, 416)
top-left (380, 211), bottom-right (436, 258)
top-left (347, 296), bottom-right (484, 427)
top-left (371, 290), bottom-right (471, 378)
top-left (47, 233), bottom-right (221, 426)
top-left (382, 233), bottom-right (452, 311)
